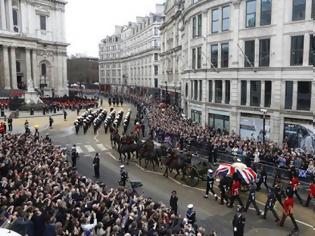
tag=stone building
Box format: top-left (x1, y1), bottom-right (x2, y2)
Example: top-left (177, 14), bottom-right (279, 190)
top-left (0, 0), bottom-right (68, 96)
top-left (177, 0), bottom-right (315, 147)
top-left (99, 4), bottom-right (164, 96)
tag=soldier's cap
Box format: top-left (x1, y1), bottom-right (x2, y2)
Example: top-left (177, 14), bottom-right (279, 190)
top-left (120, 165), bottom-right (125, 168)
top-left (187, 204), bottom-right (194, 209)
top-left (236, 206), bottom-right (243, 212)
top-left (208, 169), bottom-right (213, 174)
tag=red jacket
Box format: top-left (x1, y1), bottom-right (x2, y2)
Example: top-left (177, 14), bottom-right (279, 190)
top-left (309, 183), bottom-right (315, 198)
top-left (283, 196), bottom-right (294, 215)
top-left (290, 176), bottom-right (299, 191)
top-left (231, 180), bottom-right (241, 196)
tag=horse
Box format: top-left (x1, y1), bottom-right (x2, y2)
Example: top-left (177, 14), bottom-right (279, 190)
top-left (163, 150), bottom-right (192, 179)
top-left (117, 135), bottom-right (139, 164)
top-left (138, 140), bottom-right (159, 170)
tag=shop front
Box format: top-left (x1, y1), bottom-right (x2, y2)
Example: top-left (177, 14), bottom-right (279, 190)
top-left (208, 109), bottom-right (230, 132)
top-left (240, 113), bottom-right (270, 141)
top-left (191, 109), bottom-right (202, 124)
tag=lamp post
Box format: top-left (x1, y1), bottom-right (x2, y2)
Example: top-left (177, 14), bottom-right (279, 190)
top-left (164, 81), bottom-right (168, 104)
top-left (261, 109), bottom-right (267, 144)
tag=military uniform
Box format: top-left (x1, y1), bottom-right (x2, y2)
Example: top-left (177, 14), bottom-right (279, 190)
top-left (233, 207), bottom-right (246, 236)
top-left (279, 196), bottom-right (299, 232)
top-left (119, 166), bottom-right (128, 186)
top-left (256, 167), bottom-right (269, 191)
top-left (244, 182), bottom-right (261, 215)
top-left (305, 180), bottom-right (315, 207)
top-left (204, 169), bottom-right (218, 200)
top-left (263, 188), bottom-right (279, 222)
top-left (186, 204), bottom-right (196, 225)
top-left (93, 153), bottom-right (100, 178)
top-left (219, 176), bottom-right (229, 205)
top-left (290, 175), bottom-right (303, 204)
top-left (229, 179), bottom-right (244, 208)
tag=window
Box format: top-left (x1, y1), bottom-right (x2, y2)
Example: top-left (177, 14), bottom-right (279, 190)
top-left (208, 81), bottom-right (213, 102)
top-left (285, 81), bottom-right (293, 109)
top-left (244, 40), bottom-right (255, 67)
top-left (154, 53), bottom-right (158, 61)
top-left (211, 44), bottom-right (218, 68)
top-left (246, 0), bottom-right (256, 28)
top-left (192, 14), bottom-right (202, 37)
top-left (241, 81), bottom-right (247, 105)
top-left (212, 9), bottom-right (220, 33)
top-left (191, 110), bottom-right (202, 124)
top-left (312, 0), bottom-right (315, 19)
top-left (290, 35), bottom-right (304, 66)
top-left (16, 61), bottom-right (21, 72)
top-left (13, 9), bottom-right (18, 32)
top-left (292, 0), bottom-right (305, 21)
top-left (154, 79), bottom-right (158, 88)
top-left (310, 35), bottom-right (315, 66)
top-left (41, 64), bottom-right (47, 76)
top-left (191, 81), bottom-right (193, 99)
top-left (260, 0), bottom-right (272, 25)
top-left (185, 83), bottom-right (188, 97)
top-left (221, 43), bottom-right (229, 68)
top-left (199, 80), bottom-right (202, 101)
top-left (197, 47), bottom-right (202, 69)
top-left (250, 81), bottom-right (261, 106)
top-left (225, 80), bottom-right (230, 104)
top-left (192, 48), bottom-right (196, 69)
top-left (215, 80), bottom-right (222, 103)
top-left (264, 81), bottom-right (272, 107)
top-left (154, 65), bottom-right (158, 75)
top-left (40, 15), bottom-right (47, 30)
top-left (297, 81), bottom-right (312, 110)
top-left (222, 6), bottom-right (230, 31)
top-left (194, 80), bottom-right (198, 100)
top-left (259, 39), bottom-right (270, 67)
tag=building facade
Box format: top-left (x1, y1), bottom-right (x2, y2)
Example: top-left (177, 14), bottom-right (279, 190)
top-left (178, 0), bottom-right (315, 147)
top-left (68, 57), bottom-right (99, 84)
top-left (99, 4), bottom-right (164, 96)
top-left (160, 0), bottom-right (185, 105)
top-left (0, 0), bottom-right (68, 96)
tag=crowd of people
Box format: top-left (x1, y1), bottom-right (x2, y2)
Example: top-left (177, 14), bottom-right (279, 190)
top-left (41, 97), bottom-right (98, 111)
top-left (120, 94), bottom-right (314, 178)
top-left (0, 133), bottom-right (210, 236)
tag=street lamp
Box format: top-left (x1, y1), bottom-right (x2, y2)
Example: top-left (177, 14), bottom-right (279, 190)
top-left (261, 109), bottom-right (267, 144)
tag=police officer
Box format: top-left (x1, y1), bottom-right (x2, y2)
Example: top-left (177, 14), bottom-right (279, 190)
top-left (244, 180), bottom-right (261, 215)
top-left (169, 190), bottom-right (178, 215)
top-left (93, 153), bottom-right (100, 178)
top-left (7, 117), bottom-right (12, 132)
top-left (186, 204), bottom-right (196, 225)
top-left (256, 166), bottom-right (269, 191)
top-left (304, 178), bottom-right (315, 207)
top-left (71, 145), bottom-right (78, 167)
top-left (204, 169), bottom-right (218, 201)
top-left (74, 121), bottom-right (80, 135)
top-left (263, 188), bottom-right (280, 222)
top-left (119, 165), bottom-right (128, 187)
top-left (49, 116), bottom-right (54, 129)
top-left (233, 206), bottom-right (246, 236)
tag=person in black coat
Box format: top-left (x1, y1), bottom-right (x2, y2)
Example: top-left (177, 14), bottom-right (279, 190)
top-left (71, 145), bottom-right (78, 168)
top-left (263, 188), bottom-right (280, 222)
top-left (244, 181), bottom-right (261, 215)
top-left (169, 190), bottom-right (178, 215)
top-left (233, 206), bottom-right (246, 236)
top-left (204, 169), bottom-right (218, 200)
top-left (93, 153), bottom-right (100, 178)
top-left (256, 166), bottom-right (269, 191)
top-left (186, 204), bottom-right (196, 225)
top-left (7, 117), bottom-right (13, 131)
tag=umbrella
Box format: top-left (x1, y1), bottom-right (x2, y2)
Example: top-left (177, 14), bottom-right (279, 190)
top-left (215, 163), bottom-right (257, 184)
top-left (0, 228), bottom-right (22, 236)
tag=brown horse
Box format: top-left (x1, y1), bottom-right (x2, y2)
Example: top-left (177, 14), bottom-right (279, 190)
top-left (138, 140), bottom-right (159, 170)
top-left (163, 150), bottom-right (191, 179)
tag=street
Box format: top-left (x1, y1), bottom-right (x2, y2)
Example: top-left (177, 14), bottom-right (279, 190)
top-left (17, 102), bottom-right (311, 236)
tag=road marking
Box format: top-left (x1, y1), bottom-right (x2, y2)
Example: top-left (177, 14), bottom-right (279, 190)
top-left (85, 145), bottom-right (95, 153)
top-left (97, 143), bottom-right (107, 151)
top-left (76, 146), bottom-right (83, 154)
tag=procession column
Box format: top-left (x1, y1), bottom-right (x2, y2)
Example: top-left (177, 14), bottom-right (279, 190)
top-left (3, 46), bottom-right (11, 89)
top-left (10, 46), bottom-right (18, 89)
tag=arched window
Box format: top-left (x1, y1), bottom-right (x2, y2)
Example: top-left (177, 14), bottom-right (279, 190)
top-left (41, 63), bottom-right (47, 76)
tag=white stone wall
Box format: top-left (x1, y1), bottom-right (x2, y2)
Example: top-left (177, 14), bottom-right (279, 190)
top-left (181, 0), bottom-right (315, 144)
top-left (0, 0), bottom-right (68, 96)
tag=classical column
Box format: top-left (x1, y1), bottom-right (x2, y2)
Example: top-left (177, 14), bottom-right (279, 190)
top-left (25, 48), bottom-right (33, 91)
top-left (62, 56), bottom-right (68, 95)
top-left (10, 47), bottom-right (17, 89)
top-left (7, 0), bottom-right (13, 31)
top-left (3, 46), bottom-right (11, 89)
top-left (31, 49), bottom-right (38, 88)
top-left (0, 0), bottom-right (7, 30)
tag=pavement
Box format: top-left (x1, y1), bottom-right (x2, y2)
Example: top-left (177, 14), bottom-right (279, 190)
top-left (8, 100), bottom-right (315, 236)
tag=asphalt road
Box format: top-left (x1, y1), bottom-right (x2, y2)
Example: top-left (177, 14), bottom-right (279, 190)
top-left (38, 102), bottom-right (315, 236)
